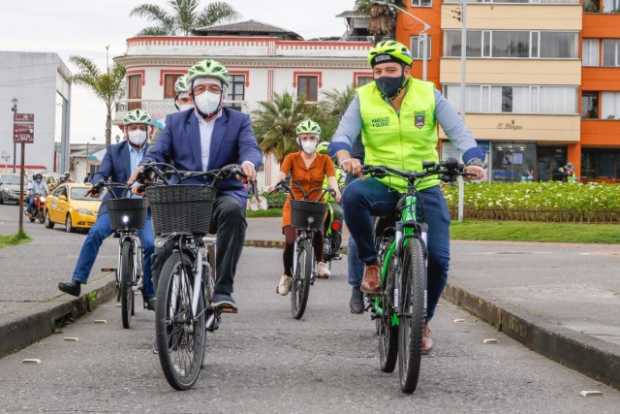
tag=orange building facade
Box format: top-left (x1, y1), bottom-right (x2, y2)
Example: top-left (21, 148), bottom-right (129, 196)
top-left (395, 0), bottom-right (620, 182)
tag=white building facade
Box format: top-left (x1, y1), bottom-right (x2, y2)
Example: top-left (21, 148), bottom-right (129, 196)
top-left (0, 52), bottom-right (71, 175)
top-left (113, 35), bottom-right (372, 187)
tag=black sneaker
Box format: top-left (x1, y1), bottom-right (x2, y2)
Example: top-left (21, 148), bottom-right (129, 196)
top-left (350, 287), bottom-right (364, 314)
top-left (211, 293), bottom-right (238, 314)
top-left (144, 297), bottom-right (156, 311)
top-left (58, 281), bottom-right (81, 297)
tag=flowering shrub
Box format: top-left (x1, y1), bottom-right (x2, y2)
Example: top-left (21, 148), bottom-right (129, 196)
top-left (443, 182), bottom-right (620, 223)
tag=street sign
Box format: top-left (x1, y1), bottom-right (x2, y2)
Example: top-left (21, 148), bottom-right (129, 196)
top-left (14, 113), bottom-right (34, 123)
top-left (13, 113), bottom-right (34, 144)
top-left (13, 124), bottom-right (34, 143)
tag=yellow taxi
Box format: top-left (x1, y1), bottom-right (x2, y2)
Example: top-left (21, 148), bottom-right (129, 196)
top-left (45, 183), bottom-right (101, 232)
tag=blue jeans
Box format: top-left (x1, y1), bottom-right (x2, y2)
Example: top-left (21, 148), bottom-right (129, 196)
top-left (342, 178), bottom-right (451, 320)
top-left (344, 174), bottom-right (364, 289)
top-left (72, 212), bottom-right (156, 298)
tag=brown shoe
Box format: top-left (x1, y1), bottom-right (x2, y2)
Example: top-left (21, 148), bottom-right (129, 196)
top-left (421, 323), bottom-right (433, 354)
top-left (360, 263), bottom-right (381, 295)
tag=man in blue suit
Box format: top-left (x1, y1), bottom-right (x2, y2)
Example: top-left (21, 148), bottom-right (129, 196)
top-left (130, 59), bottom-right (262, 313)
top-left (58, 110), bottom-right (156, 310)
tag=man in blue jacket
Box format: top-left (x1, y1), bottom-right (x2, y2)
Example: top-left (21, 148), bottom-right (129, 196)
top-left (130, 59), bottom-right (262, 313)
top-left (58, 110), bottom-right (156, 309)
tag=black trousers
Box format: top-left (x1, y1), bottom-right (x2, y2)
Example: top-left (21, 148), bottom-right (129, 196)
top-left (152, 195), bottom-right (247, 295)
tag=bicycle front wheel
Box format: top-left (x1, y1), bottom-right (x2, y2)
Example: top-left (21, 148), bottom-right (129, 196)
top-left (291, 238), bottom-right (312, 320)
top-left (156, 252), bottom-right (206, 391)
top-left (120, 240), bottom-right (134, 330)
top-left (398, 237), bottom-right (427, 394)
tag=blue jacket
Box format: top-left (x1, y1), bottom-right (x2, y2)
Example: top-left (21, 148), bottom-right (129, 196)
top-left (92, 140), bottom-right (147, 215)
top-left (142, 108), bottom-right (263, 203)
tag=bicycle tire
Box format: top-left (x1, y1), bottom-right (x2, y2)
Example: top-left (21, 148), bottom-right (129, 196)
top-left (120, 240), bottom-right (134, 330)
top-left (378, 253), bottom-right (398, 373)
top-left (156, 252), bottom-right (206, 391)
top-left (398, 237), bottom-right (427, 394)
top-left (291, 238), bottom-right (312, 320)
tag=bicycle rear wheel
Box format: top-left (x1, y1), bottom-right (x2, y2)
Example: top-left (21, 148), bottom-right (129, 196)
top-left (120, 240), bottom-right (134, 330)
top-left (398, 237), bottom-right (427, 394)
top-left (291, 238), bottom-right (312, 320)
top-left (156, 252), bottom-right (206, 390)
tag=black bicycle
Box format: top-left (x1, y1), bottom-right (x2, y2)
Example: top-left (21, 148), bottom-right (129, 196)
top-left (93, 182), bottom-right (148, 329)
top-left (137, 162), bottom-right (245, 390)
top-left (272, 181), bottom-right (335, 320)
top-left (363, 159), bottom-right (467, 394)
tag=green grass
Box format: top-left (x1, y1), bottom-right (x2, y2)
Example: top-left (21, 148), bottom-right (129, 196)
top-left (247, 208), bottom-right (282, 218)
top-left (0, 232), bottom-right (31, 249)
top-left (451, 220), bottom-right (620, 244)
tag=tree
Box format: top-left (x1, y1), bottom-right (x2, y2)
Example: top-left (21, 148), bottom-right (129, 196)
top-left (253, 93), bottom-right (322, 163)
top-left (320, 86), bottom-right (357, 139)
top-left (130, 0), bottom-right (239, 36)
top-left (70, 56), bottom-right (126, 146)
top-left (355, 0), bottom-right (403, 42)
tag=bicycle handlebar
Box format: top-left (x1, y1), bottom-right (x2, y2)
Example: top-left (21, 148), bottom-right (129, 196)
top-left (362, 159), bottom-right (469, 184)
top-left (271, 180), bottom-right (335, 202)
top-left (137, 162), bottom-right (246, 188)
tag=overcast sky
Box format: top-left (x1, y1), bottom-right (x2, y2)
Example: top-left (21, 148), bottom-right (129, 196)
top-left (1, 0), bottom-right (355, 143)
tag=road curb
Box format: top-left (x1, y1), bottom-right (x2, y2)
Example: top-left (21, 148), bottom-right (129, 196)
top-left (442, 283), bottom-right (620, 391)
top-left (245, 238), bottom-right (620, 391)
top-left (0, 277), bottom-right (116, 359)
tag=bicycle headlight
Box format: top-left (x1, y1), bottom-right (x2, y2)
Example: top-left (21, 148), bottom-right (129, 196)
top-left (307, 216), bottom-right (315, 225)
top-left (122, 215), bottom-right (130, 224)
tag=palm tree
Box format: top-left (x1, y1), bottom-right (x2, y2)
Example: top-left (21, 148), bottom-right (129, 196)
top-left (253, 93), bottom-right (321, 163)
top-left (320, 86), bottom-right (357, 139)
top-left (130, 0), bottom-right (239, 36)
top-left (355, 0), bottom-right (402, 42)
top-left (70, 56), bottom-right (126, 145)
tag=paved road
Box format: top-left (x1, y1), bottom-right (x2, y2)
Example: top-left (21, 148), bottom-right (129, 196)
top-left (1, 247), bottom-right (619, 413)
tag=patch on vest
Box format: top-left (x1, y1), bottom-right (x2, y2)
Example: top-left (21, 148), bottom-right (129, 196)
top-left (371, 117), bottom-right (390, 128)
top-left (414, 112), bottom-right (426, 129)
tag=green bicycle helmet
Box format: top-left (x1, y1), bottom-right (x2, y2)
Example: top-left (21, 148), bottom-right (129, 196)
top-left (368, 40), bottom-right (413, 67)
top-left (174, 74), bottom-right (190, 95)
top-left (187, 59), bottom-right (230, 86)
top-left (317, 141), bottom-right (330, 154)
top-left (296, 119), bottom-right (321, 136)
top-left (122, 109), bottom-right (152, 126)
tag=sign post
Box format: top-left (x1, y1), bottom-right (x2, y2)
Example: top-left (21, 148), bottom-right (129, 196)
top-left (13, 113), bottom-right (34, 235)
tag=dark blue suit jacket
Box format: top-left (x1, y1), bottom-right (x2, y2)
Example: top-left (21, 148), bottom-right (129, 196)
top-left (91, 140), bottom-right (148, 215)
top-left (142, 108), bottom-right (263, 203)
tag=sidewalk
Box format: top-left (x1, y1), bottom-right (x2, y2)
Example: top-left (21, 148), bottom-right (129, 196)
top-left (0, 205), bottom-right (116, 357)
top-left (245, 217), bottom-right (620, 390)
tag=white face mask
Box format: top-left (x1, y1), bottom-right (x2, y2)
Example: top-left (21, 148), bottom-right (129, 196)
top-left (301, 140), bottom-right (317, 155)
top-left (194, 91), bottom-right (222, 116)
top-left (128, 129), bottom-right (147, 147)
top-left (178, 104), bottom-right (194, 112)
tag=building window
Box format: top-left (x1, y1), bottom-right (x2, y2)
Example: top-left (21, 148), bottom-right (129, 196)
top-left (582, 149), bottom-right (620, 181)
top-left (444, 30), bottom-right (577, 58)
top-left (444, 84), bottom-right (576, 114)
top-left (603, 0), bottom-right (620, 12)
top-left (540, 32), bottom-right (578, 58)
top-left (127, 74), bottom-right (142, 110)
top-left (356, 76), bottom-right (373, 87)
top-left (492, 143), bottom-right (537, 182)
top-left (297, 76), bottom-right (319, 102)
top-left (412, 0), bottom-right (432, 7)
top-left (163, 74), bottom-right (181, 99)
top-left (601, 92), bottom-right (620, 119)
top-left (411, 36), bottom-right (432, 59)
top-left (584, 0), bottom-right (601, 12)
top-left (227, 74), bottom-right (246, 103)
top-left (582, 92), bottom-right (600, 119)
top-left (603, 39), bottom-right (620, 67)
top-left (583, 39), bottom-right (600, 66)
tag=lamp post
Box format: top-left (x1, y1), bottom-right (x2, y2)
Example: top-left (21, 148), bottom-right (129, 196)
top-left (457, 0), bottom-right (468, 222)
top-left (372, 0), bottom-right (431, 81)
top-left (11, 98), bottom-right (18, 173)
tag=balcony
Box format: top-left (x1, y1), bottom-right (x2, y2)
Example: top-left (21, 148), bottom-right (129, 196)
top-left (584, 0), bottom-right (620, 13)
top-left (114, 99), bottom-right (249, 122)
top-left (581, 119), bottom-right (620, 146)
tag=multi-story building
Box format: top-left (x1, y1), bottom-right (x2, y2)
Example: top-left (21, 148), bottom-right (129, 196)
top-left (113, 20), bottom-right (372, 186)
top-left (395, 0), bottom-right (620, 182)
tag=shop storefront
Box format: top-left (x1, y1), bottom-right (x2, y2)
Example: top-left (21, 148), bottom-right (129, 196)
top-left (582, 148), bottom-right (620, 182)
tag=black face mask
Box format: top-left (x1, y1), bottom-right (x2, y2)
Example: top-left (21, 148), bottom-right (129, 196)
top-left (375, 75), bottom-right (406, 99)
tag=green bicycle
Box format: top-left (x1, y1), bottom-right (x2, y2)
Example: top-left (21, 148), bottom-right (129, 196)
top-left (363, 159), bottom-right (466, 394)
